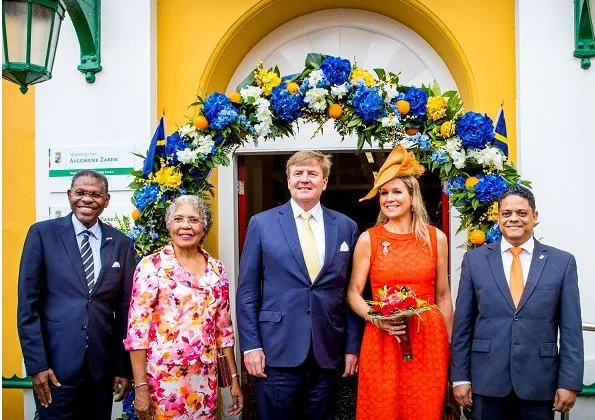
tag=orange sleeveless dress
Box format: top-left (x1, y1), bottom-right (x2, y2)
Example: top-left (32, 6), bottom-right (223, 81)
top-left (356, 225), bottom-right (449, 420)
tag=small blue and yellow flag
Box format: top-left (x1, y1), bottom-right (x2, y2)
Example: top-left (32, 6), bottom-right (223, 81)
top-left (492, 105), bottom-right (509, 157)
top-left (142, 116), bottom-right (166, 179)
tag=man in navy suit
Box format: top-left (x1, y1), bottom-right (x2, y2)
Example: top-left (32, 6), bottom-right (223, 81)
top-left (18, 169), bottom-right (136, 419)
top-left (451, 185), bottom-right (583, 419)
top-left (237, 151), bottom-right (363, 419)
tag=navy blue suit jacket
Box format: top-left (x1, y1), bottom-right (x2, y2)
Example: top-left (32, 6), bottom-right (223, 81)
top-left (17, 214), bottom-right (136, 382)
top-left (450, 239), bottom-right (584, 400)
top-left (237, 201), bottom-right (363, 369)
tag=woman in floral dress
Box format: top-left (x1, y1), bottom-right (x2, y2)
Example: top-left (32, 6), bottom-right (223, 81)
top-left (124, 195), bottom-right (243, 419)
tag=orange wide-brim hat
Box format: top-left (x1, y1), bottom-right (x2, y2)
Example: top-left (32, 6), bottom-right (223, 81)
top-left (359, 144), bottom-right (425, 202)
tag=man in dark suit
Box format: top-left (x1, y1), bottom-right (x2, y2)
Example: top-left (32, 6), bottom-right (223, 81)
top-left (237, 151), bottom-right (363, 420)
top-left (451, 185), bottom-right (583, 419)
top-left (18, 169), bottom-right (136, 419)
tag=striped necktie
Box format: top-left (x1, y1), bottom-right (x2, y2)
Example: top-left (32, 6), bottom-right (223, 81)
top-left (509, 247), bottom-right (524, 307)
top-left (80, 230), bottom-right (95, 292)
top-left (300, 212), bottom-right (320, 282)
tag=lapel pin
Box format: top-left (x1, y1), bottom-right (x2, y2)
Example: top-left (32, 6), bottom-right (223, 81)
top-left (539, 254), bottom-right (544, 260)
top-left (105, 237), bottom-right (113, 241)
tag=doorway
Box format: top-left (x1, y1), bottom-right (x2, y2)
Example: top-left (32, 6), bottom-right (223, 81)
top-left (236, 151), bottom-right (447, 419)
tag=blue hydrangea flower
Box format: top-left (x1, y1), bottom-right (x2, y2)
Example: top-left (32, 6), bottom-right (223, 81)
top-left (351, 83), bottom-right (386, 124)
top-left (486, 224), bottom-right (502, 243)
top-left (165, 132), bottom-right (187, 164)
top-left (444, 175), bottom-right (466, 196)
top-left (404, 87), bottom-right (429, 120)
top-left (122, 389), bottom-right (137, 419)
top-left (127, 225), bottom-right (146, 241)
top-left (203, 93), bottom-right (239, 130)
top-left (134, 184), bottom-right (159, 211)
top-left (431, 149), bottom-right (449, 164)
top-left (149, 231), bottom-right (159, 240)
top-left (320, 56), bottom-right (352, 86)
top-left (270, 84), bottom-right (305, 122)
top-left (412, 133), bottom-right (431, 151)
top-left (474, 174), bottom-right (508, 203)
top-left (455, 111), bottom-right (494, 149)
top-left (238, 114), bottom-right (256, 134)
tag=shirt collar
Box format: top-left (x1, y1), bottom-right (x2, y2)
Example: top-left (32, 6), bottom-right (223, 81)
top-left (71, 213), bottom-right (101, 239)
top-left (290, 199), bottom-right (323, 222)
top-left (500, 236), bottom-right (534, 255)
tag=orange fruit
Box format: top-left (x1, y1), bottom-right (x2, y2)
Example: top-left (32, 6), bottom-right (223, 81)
top-left (227, 91), bottom-right (241, 103)
top-left (469, 229), bottom-right (486, 246)
top-left (193, 115), bottom-right (209, 131)
top-left (465, 176), bottom-right (479, 190)
top-left (131, 209), bottom-right (141, 220)
top-left (286, 82), bottom-right (299, 94)
top-left (396, 100), bottom-right (410, 115)
top-left (405, 127), bottom-right (419, 136)
top-left (328, 103), bottom-right (343, 119)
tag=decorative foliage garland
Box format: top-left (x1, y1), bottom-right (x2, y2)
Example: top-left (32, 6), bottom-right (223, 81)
top-left (122, 53), bottom-right (530, 256)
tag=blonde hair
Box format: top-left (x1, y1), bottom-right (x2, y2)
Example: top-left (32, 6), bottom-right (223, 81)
top-left (375, 175), bottom-right (432, 251)
top-left (286, 151), bottom-right (332, 178)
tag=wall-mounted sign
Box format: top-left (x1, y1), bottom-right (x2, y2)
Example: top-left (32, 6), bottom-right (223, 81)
top-left (48, 145), bottom-right (136, 191)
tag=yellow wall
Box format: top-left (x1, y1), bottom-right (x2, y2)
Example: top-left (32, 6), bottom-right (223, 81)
top-left (2, 80), bottom-right (36, 418)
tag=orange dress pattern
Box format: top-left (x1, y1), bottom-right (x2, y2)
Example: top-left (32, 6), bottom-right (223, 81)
top-left (356, 225), bottom-right (449, 420)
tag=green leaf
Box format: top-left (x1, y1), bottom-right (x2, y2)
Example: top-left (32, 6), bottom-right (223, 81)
top-left (373, 68), bottom-right (386, 80)
top-left (305, 53), bottom-right (325, 69)
top-left (236, 71), bottom-right (256, 91)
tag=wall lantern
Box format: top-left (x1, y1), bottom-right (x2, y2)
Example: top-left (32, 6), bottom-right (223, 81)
top-left (2, 0), bottom-right (101, 94)
top-left (575, 0), bottom-right (595, 69)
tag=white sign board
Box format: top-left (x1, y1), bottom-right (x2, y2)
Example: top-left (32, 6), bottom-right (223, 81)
top-left (48, 145), bottom-right (136, 191)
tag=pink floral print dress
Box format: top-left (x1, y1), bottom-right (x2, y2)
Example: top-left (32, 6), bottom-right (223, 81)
top-left (124, 244), bottom-right (234, 419)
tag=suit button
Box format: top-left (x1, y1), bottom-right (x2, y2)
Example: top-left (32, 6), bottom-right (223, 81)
top-left (88, 298), bottom-right (92, 303)
top-left (82, 325), bottom-right (87, 330)
top-left (514, 316), bottom-right (519, 321)
top-left (306, 311), bottom-right (311, 315)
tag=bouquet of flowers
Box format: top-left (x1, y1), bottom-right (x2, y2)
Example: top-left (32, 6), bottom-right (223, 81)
top-left (366, 285), bottom-right (434, 361)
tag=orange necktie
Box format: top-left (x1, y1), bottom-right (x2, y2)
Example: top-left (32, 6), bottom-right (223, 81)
top-left (509, 247), bottom-right (524, 307)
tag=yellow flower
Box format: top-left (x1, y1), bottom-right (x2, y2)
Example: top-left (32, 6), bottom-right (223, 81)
top-left (254, 67), bottom-right (281, 96)
top-left (486, 201), bottom-right (499, 222)
top-left (350, 68), bottom-right (376, 87)
top-left (427, 96), bottom-right (447, 121)
top-left (153, 166), bottom-right (182, 189)
top-left (440, 120), bottom-right (456, 137)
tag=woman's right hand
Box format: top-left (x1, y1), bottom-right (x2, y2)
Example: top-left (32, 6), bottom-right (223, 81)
top-left (134, 385), bottom-right (154, 420)
top-left (377, 320), bottom-right (407, 342)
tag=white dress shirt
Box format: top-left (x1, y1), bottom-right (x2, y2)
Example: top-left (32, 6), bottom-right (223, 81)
top-left (453, 236), bottom-right (535, 388)
top-left (72, 214), bottom-right (102, 284)
top-left (290, 198), bottom-right (325, 268)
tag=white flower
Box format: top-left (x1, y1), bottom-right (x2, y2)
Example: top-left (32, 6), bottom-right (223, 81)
top-left (240, 86), bottom-right (263, 102)
top-left (304, 88), bottom-right (328, 111)
top-left (450, 150), bottom-right (467, 169)
top-left (444, 137), bottom-right (462, 155)
top-left (467, 149), bottom-right (484, 165)
top-left (383, 83), bottom-right (399, 104)
top-left (308, 69), bottom-right (325, 88)
top-left (251, 97), bottom-right (273, 138)
top-left (331, 83), bottom-right (349, 99)
top-left (381, 114), bottom-right (400, 128)
top-left (194, 135), bottom-right (215, 155)
top-left (481, 147), bottom-right (505, 170)
top-left (178, 124), bottom-right (196, 139)
top-left (176, 147), bottom-right (199, 164)
top-left (399, 138), bottom-right (417, 149)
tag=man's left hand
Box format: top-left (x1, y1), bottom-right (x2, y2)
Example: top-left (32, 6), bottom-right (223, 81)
top-left (553, 388), bottom-right (577, 413)
top-left (342, 354), bottom-right (358, 377)
top-left (113, 377), bottom-right (131, 402)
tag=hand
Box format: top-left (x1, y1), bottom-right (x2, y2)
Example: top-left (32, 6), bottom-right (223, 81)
top-left (453, 383), bottom-right (473, 409)
top-left (553, 388), bottom-right (577, 413)
top-left (112, 377), bottom-right (130, 402)
top-left (244, 350), bottom-right (267, 378)
top-left (342, 354), bottom-right (358, 377)
top-left (134, 384), bottom-right (153, 420)
top-left (377, 320), bottom-right (407, 342)
top-left (226, 378), bottom-right (244, 416)
top-left (31, 369), bottom-right (61, 408)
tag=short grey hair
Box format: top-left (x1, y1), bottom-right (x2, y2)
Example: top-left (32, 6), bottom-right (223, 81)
top-left (165, 195), bottom-right (212, 241)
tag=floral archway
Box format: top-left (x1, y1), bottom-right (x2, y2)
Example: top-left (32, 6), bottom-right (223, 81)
top-left (124, 53), bottom-right (529, 256)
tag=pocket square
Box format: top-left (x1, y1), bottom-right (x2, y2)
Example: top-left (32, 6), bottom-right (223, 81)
top-left (111, 261), bottom-right (121, 268)
top-left (340, 241), bottom-right (349, 252)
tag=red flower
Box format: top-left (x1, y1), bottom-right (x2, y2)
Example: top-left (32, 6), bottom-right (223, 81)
top-left (381, 303), bottom-right (396, 316)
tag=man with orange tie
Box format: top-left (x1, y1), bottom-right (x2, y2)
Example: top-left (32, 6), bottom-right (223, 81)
top-left (451, 185), bottom-right (583, 420)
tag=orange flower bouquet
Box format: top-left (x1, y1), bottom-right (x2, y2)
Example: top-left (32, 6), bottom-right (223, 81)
top-left (366, 285), bottom-right (434, 361)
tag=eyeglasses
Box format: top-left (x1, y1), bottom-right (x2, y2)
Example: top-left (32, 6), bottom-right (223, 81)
top-left (172, 216), bottom-right (204, 226)
top-left (72, 190), bottom-right (105, 200)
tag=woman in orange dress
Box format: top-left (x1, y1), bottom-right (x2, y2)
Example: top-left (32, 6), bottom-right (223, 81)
top-left (347, 145), bottom-right (454, 419)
